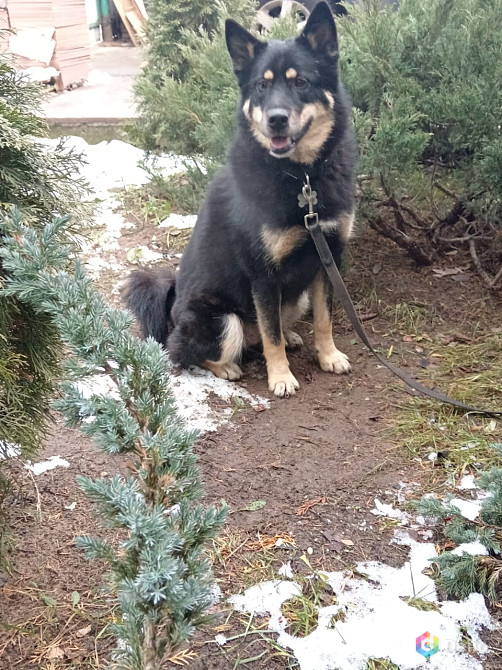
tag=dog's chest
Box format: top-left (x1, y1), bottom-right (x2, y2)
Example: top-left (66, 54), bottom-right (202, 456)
top-left (260, 217), bottom-right (340, 266)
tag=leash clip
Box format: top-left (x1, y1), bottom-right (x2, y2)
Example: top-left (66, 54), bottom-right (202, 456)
top-left (304, 211), bottom-right (319, 229)
top-left (299, 175), bottom-right (319, 229)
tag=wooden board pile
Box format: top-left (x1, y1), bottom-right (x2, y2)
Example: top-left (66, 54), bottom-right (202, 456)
top-left (112, 0), bottom-right (146, 46)
top-left (5, 0), bottom-right (91, 89)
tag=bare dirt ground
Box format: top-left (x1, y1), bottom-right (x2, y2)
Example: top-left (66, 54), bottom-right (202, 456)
top-left (1, 225), bottom-right (501, 669)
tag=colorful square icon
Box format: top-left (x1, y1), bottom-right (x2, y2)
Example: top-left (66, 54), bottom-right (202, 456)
top-left (416, 631), bottom-right (439, 658)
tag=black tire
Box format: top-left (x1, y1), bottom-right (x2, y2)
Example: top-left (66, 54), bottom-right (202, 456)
top-left (254, 0), bottom-right (347, 32)
top-left (254, 0), bottom-right (318, 31)
top-left (257, 0), bottom-right (318, 11)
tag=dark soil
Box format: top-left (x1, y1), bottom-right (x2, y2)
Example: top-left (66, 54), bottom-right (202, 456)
top-left (1, 225), bottom-right (501, 669)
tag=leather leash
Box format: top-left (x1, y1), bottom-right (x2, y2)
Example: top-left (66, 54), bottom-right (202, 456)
top-left (300, 176), bottom-right (501, 417)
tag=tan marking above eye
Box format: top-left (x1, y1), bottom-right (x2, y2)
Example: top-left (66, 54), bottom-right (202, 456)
top-left (264, 69), bottom-right (274, 80)
top-left (285, 68), bottom-right (297, 80)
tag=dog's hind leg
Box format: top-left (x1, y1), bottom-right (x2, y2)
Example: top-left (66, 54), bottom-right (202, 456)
top-left (311, 271), bottom-right (351, 374)
top-left (204, 314), bottom-right (245, 380)
top-left (282, 291), bottom-right (310, 349)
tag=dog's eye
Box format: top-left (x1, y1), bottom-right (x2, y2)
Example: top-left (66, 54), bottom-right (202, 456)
top-left (295, 77), bottom-right (309, 89)
top-left (256, 79), bottom-right (271, 92)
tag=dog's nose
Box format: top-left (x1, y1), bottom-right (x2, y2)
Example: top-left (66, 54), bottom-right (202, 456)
top-left (267, 108), bottom-right (289, 131)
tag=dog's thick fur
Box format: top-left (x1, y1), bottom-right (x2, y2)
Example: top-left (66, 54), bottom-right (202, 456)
top-left (124, 2), bottom-right (357, 397)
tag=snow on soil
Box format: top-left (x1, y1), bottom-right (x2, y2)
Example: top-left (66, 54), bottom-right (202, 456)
top-left (75, 368), bottom-right (269, 434)
top-left (25, 455), bottom-right (70, 475)
top-left (41, 137), bottom-right (268, 432)
top-left (159, 213), bottom-right (197, 229)
top-left (44, 136), bottom-right (192, 279)
top-left (449, 498), bottom-right (483, 521)
top-left (451, 542), bottom-right (489, 557)
top-left (458, 474), bottom-right (478, 490)
top-left (171, 368), bottom-right (269, 432)
top-left (230, 530), bottom-right (497, 670)
top-left (371, 497), bottom-right (410, 523)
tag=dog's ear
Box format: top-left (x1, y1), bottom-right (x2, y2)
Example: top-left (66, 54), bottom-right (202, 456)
top-left (225, 20), bottom-right (263, 75)
top-left (299, 2), bottom-right (338, 58)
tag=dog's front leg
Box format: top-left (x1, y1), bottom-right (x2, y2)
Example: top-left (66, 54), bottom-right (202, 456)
top-left (253, 284), bottom-right (299, 398)
top-left (312, 271), bottom-right (351, 374)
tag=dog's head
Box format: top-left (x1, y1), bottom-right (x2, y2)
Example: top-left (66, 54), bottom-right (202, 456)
top-left (225, 2), bottom-right (339, 165)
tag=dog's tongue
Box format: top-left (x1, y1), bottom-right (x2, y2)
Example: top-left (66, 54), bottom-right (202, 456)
top-left (270, 136), bottom-right (290, 150)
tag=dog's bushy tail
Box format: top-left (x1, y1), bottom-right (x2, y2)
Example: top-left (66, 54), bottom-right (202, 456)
top-left (123, 268), bottom-right (176, 346)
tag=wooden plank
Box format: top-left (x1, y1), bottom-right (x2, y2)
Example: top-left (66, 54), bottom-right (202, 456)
top-left (112, 0), bottom-right (140, 45)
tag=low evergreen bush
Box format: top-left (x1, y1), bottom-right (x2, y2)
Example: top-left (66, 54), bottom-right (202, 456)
top-left (342, 0), bottom-right (502, 285)
top-left (415, 444), bottom-right (502, 605)
top-left (1, 212), bottom-right (226, 669)
top-left (0, 54), bottom-right (89, 464)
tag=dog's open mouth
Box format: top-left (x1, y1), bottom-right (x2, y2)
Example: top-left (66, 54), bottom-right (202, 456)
top-left (268, 119), bottom-right (313, 157)
top-left (270, 136), bottom-right (295, 155)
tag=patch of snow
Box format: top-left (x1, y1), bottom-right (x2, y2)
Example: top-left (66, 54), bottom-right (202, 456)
top-left (214, 634), bottom-right (227, 646)
top-left (278, 562), bottom-right (294, 579)
top-left (126, 245), bottom-right (163, 265)
top-left (0, 441), bottom-right (21, 461)
top-left (43, 137), bottom-right (190, 278)
top-left (450, 498), bottom-right (482, 521)
top-left (25, 456), bottom-right (70, 476)
top-left (451, 542), bottom-right (489, 557)
top-left (458, 475), bottom-right (478, 490)
top-left (170, 368), bottom-right (269, 432)
top-left (76, 375), bottom-right (120, 400)
top-left (70, 366), bottom-right (268, 435)
top-left (371, 498), bottom-right (409, 524)
top-left (441, 593), bottom-right (495, 655)
top-left (209, 583), bottom-right (223, 605)
top-left (230, 532), bottom-right (496, 670)
top-left (83, 253), bottom-right (125, 279)
top-left (159, 213), bottom-right (198, 229)
top-left (24, 66), bottom-right (59, 83)
top-left (230, 580), bottom-right (301, 631)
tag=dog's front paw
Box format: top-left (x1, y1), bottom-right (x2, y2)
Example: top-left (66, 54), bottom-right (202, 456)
top-left (318, 348), bottom-right (352, 374)
top-left (285, 330), bottom-right (304, 349)
top-left (205, 361), bottom-right (243, 380)
top-left (268, 371), bottom-right (300, 397)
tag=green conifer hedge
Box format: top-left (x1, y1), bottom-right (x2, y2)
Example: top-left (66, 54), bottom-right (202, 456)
top-left (0, 54), bottom-right (89, 462)
top-left (132, 0), bottom-right (502, 286)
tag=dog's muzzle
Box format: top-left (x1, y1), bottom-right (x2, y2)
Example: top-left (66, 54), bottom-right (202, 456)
top-left (266, 108), bottom-right (293, 154)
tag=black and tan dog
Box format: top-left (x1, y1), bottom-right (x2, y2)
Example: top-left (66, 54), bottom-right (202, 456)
top-left (124, 2), bottom-right (357, 397)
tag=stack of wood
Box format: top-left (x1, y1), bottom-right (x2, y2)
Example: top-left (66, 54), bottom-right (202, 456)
top-left (113, 0), bottom-right (146, 46)
top-left (6, 0), bottom-right (91, 90)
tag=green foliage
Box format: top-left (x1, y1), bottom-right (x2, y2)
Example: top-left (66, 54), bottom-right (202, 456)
top-left (133, 0), bottom-right (502, 283)
top-left (0, 54), bottom-right (90, 462)
top-left (130, 4), bottom-right (298, 210)
top-left (130, 0), bottom-right (256, 153)
top-left (0, 213), bottom-right (226, 668)
top-left (340, 0), bottom-right (502, 280)
top-left (414, 443), bottom-right (502, 604)
top-left (142, 0), bottom-right (229, 83)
